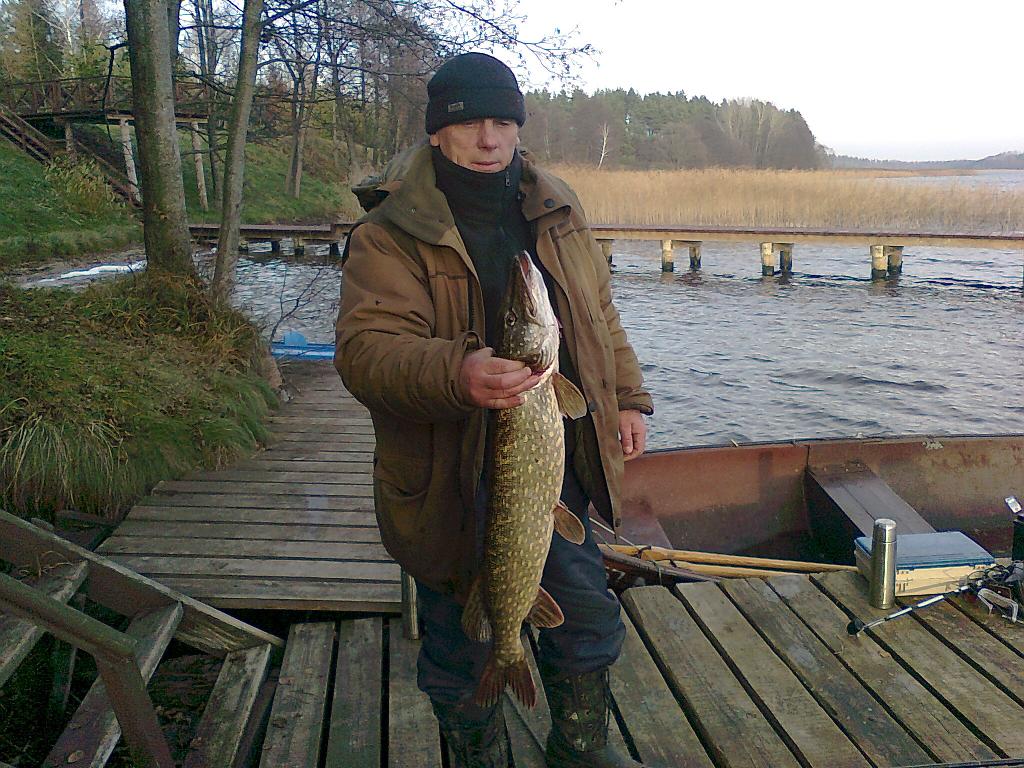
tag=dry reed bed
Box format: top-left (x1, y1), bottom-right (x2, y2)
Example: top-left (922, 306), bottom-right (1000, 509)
top-left (553, 167), bottom-right (1024, 234)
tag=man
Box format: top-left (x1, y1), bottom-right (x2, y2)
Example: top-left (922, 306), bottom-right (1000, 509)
top-left (336, 52), bottom-right (654, 768)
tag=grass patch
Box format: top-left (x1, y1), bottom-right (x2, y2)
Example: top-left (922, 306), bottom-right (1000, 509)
top-left (183, 133), bottom-right (362, 223)
top-left (0, 273), bottom-right (277, 520)
top-left (555, 166), bottom-right (1024, 233)
top-left (0, 144), bottom-right (141, 271)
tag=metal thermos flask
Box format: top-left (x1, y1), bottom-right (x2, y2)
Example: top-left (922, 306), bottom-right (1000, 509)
top-left (869, 518), bottom-right (898, 609)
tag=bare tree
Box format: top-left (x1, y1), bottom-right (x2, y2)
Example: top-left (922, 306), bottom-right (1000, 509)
top-left (123, 0), bottom-right (194, 275)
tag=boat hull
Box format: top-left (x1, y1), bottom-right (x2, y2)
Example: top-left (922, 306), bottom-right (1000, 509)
top-left (619, 434), bottom-right (1023, 561)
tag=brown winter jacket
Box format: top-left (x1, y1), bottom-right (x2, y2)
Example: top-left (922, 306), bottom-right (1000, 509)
top-left (335, 143), bottom-right (653, 598)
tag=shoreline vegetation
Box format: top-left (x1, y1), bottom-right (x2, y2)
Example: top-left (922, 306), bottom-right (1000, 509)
top-left (555, 166), bottom-right (1024, 234)
top-left (0, 273), bottom-right (277, 522)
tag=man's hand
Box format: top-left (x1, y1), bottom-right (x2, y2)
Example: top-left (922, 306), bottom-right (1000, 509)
top-left (618, 409), bottom-right (647, 461)
top-left (460, 347), bottom-right (542, 409)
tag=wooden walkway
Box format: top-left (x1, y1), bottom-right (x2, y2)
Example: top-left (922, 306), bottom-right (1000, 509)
top-left (97, 360), bottom-right (401, 612)
top-left (251, 573), bottom-right (1023, 767)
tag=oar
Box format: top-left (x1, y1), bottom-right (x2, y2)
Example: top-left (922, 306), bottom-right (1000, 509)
top-left (606, 544), bottom-right (858, 574)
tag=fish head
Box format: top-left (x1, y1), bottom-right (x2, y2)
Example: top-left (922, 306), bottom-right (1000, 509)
top-left (497, 252), bottom-right (559, 374)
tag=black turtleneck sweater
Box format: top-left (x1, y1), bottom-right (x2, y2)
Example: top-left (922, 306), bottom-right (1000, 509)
top-left (432, 146), bottom-right (533, 348)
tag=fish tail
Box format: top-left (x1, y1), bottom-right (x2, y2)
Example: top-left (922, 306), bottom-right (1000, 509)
top-left (473, 653), bottom-right (536, 710)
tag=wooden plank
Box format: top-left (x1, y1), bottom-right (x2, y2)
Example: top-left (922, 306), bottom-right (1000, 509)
top-left (107, 521), bottom-right (381, 543)
top-left (722, 577), bottom-right (932, 767)
top-left (0, 511), bottom-right (283, 656)
top-left (153, 578), bottom-right (400, 612)
top-left (138, 493), bottom-right (373, 511)
top-left (259, 623), bottom-right (335, 768)
top-left (325, 618), bottom-right (383, 767)
top-left (249, 448), bottom-right (374, 461)
top-left (100, 537), bottom-right (391, 561)
top-left (227, 459), bottom-right (373, 473)
top-left (813, 571), bottom-right (1024, 756)
top-left (44, 603), bottom-right (183, 768)
top-left (268, 433), bottom-right (376, 445)
top-left (768, 573), bottom-right (996, 763)
top-left (109, 554), bottom-right (400, 581)
top-left (903, 598), bottom-right (1024, 706)
top-left (676, 581), bottom-right (870, 768)
top-left (183, 643), bottom-right (272, 768)
top-left (610, 609), bottom-right (714, 767)
top-left (620, 586), bottom-right (801, 768)
top-left (388, 619), bottom-right (442, 768)
top-left (183, 470), bottom-right (372, 484)
top-left (154, 480), bottom-right (374, 497)
top-left (0, 561), bottom-right (88, 687)
top-left (806, 462), bottom-right (935, 537)
top-left (267, 416), bottom-right (374, 428)
top-left (125, 506), bottom-right (376, 525)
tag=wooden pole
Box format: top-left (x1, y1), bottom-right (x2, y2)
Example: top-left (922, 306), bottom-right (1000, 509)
top-left (760, 242), bottom-right (776, 276)
top-left (190, 121), bottom-right (208, 211)
top-left (63, 121), bottom-right (76, 160)
top-left (597, 238), bottom-right (614, 266)
top-left (119, 119), bottom-right (141, 204)
top-left (870, 244), bottom-right (888, 279)
top-left (886, 245), bottom-right (903, 275)
top-left (660, 239), bottom-right (674, 272)
top-left (606, 544), bottom-right (858, 573)
top-left (779, 243), bottom-right (794, 273)
top-left (689, 242), bottom-right (702, 270)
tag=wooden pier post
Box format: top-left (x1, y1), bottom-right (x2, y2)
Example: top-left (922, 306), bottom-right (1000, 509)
top-left (118, 119), bottom-right (140, 204)
top-left (597, 239), bottom-right (614, 266)
top-left (688, 242), bottom-right (702, 270)
top-left (294, 237), bottom-right (305, 255)
top-left (62, 121), bottom-right (76, 160)
top-left (329, 241), bottom-right (341, 258)
top-left (779, 243), bottom-right (794, 273)
top-left (886, 245), bottom-right (903, 276)
top-left (760, 242), bottom-right (776, 276)
top-left (270, 239), bottom-right (282, 253)
top-left (190, 121), bottom-right (208, 211)
top-left (661, 239), bottom-right (674, 272)
top-left (870, 244), bottom-right (888, 280)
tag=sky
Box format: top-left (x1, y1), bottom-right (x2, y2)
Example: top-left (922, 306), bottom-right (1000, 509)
top-left (512, 0), bottom-right (1023, 161)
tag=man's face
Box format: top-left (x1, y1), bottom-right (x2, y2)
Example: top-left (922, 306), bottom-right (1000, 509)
top-left (430, 118), bottom-right (520, 173)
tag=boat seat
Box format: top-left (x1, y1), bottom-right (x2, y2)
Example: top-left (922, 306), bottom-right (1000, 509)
top-left (805, 460), bottom-right (936, 562)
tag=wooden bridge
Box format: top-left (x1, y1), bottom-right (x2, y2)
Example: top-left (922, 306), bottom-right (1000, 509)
top-left (2, 359), bottom-right (1022, 766)
top-left (189, 220), bottom-right (1024, 280)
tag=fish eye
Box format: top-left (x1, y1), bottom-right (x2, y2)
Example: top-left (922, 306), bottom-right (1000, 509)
top-left (505, 310), bottom-right (517, 326)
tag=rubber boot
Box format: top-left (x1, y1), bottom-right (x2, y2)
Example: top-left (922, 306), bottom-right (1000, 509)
top-left (540, 664), bottom-right (645, 767)
top-left (431, 697), bottom-right (511, 768)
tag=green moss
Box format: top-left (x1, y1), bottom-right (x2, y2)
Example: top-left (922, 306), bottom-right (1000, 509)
top-left (0, 275), bottom-right (277, 520)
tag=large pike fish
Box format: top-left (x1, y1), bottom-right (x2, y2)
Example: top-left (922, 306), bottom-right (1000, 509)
top-left (462, 251), bottom-right (589, 709)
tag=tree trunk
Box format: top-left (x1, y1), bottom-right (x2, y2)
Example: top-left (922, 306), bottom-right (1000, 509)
top-left (211, 0), bottom-right (263, 304)
top-left (197, 0), bottom-right (219, 195)
top-left (123, 0), bottom-right (194, 276)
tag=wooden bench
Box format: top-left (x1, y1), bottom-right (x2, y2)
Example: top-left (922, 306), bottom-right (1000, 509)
top-left (805, 460), bottom-right (936, 562)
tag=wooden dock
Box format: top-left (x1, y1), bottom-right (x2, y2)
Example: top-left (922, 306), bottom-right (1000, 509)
top-left (249, 573), bottom-right (1023, 767)
top-left (97, 360), bottom-right (401, 613)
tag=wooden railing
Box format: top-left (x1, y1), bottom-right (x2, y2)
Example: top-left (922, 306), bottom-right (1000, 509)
top-left (2, 76), bottom-right (208, 118)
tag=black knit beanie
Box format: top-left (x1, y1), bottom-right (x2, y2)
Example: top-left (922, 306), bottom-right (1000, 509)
top-left (425, 52), bottom-right (526, 135)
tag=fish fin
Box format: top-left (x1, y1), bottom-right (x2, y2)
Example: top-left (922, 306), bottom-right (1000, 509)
top-left (526, 585), bottom-right (565, 629)
top-left (474, 650), bottom-right (536, 709)
top-left (553, 372), bottom-right (588, 419)
top-left (461, 575), bottom-right (492, 643)
top-left (552, 499), bottom-right (586, 545)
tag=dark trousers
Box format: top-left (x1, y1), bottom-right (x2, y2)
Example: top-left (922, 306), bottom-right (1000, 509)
top-left (416, 466), bottom-right (625, 707)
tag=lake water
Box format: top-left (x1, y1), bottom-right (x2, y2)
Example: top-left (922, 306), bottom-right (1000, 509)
top-left (25, 171), bottom-right (1024, 450)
